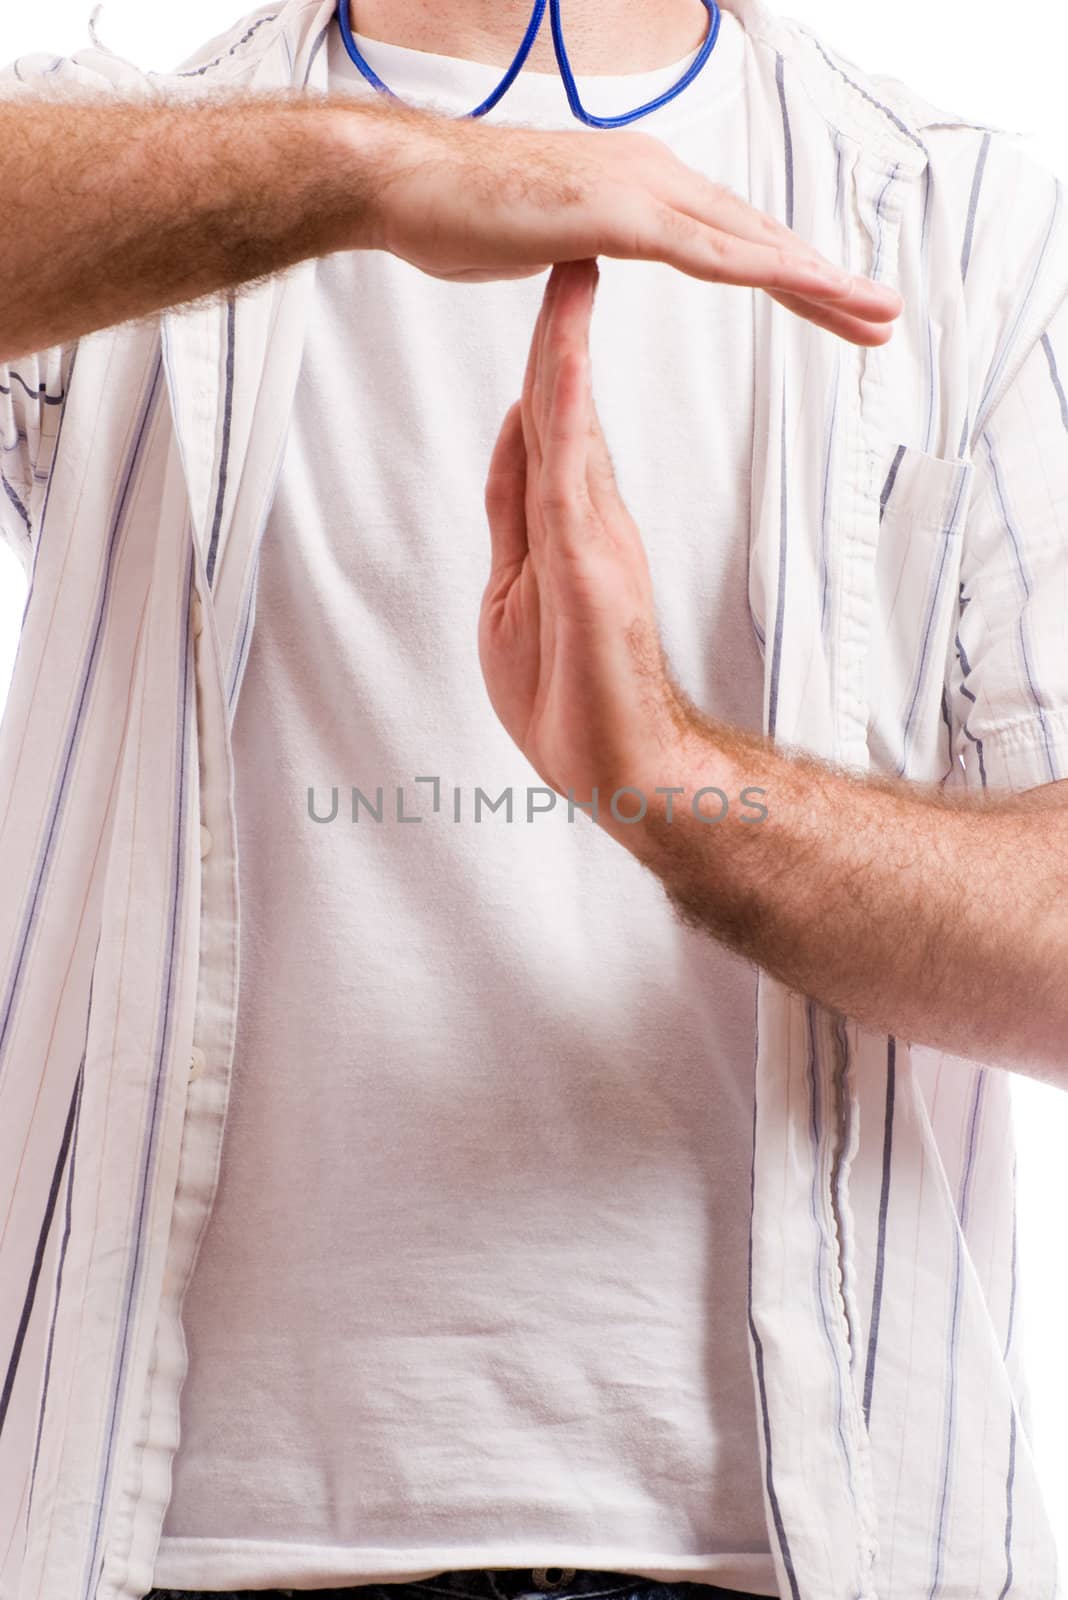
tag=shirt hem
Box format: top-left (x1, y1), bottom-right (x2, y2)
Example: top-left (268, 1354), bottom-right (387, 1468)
top-left (152, 1539), bottom-right (781, 1597)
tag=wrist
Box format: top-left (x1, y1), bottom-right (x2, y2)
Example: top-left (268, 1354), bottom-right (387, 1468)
top-left (596, 720), bottom-right (758, 870)
top-left (321, 93), bottom-right (438, 257)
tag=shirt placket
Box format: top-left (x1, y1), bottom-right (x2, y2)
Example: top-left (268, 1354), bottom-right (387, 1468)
top-left (736, 18), bottom-right (930, 1596)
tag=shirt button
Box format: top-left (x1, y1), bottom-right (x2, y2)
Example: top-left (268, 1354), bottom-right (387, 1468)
top-left (191, 593), bottom-right (204, 638)
top-left (200, 824), bottom-right (212, 859)
top-left (189, 1046), bottom-right (207, 1082)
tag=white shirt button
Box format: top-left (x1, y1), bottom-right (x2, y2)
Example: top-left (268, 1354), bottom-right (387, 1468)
top-left (200, 824), bottom-right (212, 859)
top-left (191, 593), bottom-right (204, 639)
top-left (189, 1046), bottom-right (207, 1082)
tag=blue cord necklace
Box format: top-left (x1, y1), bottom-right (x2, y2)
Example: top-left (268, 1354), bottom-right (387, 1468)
top-left (336, 0), bottom-right (722, 128)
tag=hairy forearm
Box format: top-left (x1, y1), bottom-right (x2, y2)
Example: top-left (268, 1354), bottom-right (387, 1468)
top-left (603, 716), bottom-right (1068, 1079)
top-left (0, 84), bottom-right (428, 363)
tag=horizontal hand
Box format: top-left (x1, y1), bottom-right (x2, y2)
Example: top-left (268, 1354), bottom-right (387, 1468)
top-left (357, 105), bottom-right (902, 345)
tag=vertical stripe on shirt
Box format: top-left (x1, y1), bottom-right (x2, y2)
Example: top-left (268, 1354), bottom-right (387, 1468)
top-left (746, 1004), bottom-right (800, 1600)
top-left (80, 537), bottom-right (196, 1600)
top-left (918, 163), bottom-right (936, 453)
top-left (226, 431), bottom-right (290, 719)
top-left (997, 1149), bottom-right (1020, 1600)
top-left (879, 444), bottom-right (907, 524)
top-left (1042, 331), bottom-right (1068, 431)
top-left (766, 53), bottom-right (792, 742)
top-left (926, 1085), bottom-right (965, 1600)
top-left (0, 1054), bottom-right (82, 1442)
top-left (924, 1068), bottom-right (986, 1600)
top-left (953, 619), bottom-right (988, 787)
top-left (973, 179), bottom-right (1062, 443)
top-left (805, 1001), bottom-right (858, 1513)
top-left (752, 64), bottom-right (797, 1592)
top-left (896, 462), bottom-right (972, 775)
top-left (1005, 1152), bottom-right (1018, 1368)
top-left (952, 133), bottom-right (991, 460)
top-left (977, 428), bottom-right (1059, 782)
top-left (25, 1050), bottom-right (86, 1534)
top-left (775, 53), bottom-right (793, 228)
top-left (305, 18), bottom-right (332, 82)
top-left (206, 296), bottom-right (236, 592)
top-left (939, 684), bottom-right (957, 782)
top-left (960, 131), bottom-right (991, 286)
top-left (870, 164), bottom-right (901, 286)
top-left (0, 354), bottom-right (163, 1077)
top-left (817, 375), bottom-right (839, 643)
top-left (862, 1035), bottom-right (896, 1432)
top-left (27, 343), bottom-right (77, 592)
top-left (997, 1408), bottom-right (1017, 1600)
top-left (817, 124), bottom-right (846, 647)
top-left (228, 538), bottom-right (262, 719)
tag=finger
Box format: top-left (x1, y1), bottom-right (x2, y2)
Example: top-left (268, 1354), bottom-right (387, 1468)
top-left (524, 263), bottom-right (570, 485)
top-left (584, 389), bottom-right (625, 519)
top-left (540, 265), bottom-right (651, 579)
top-left (520, 274), bottom-right (551, 465)
top-left (582, 379), bottom-right (649, 577)
top-left (536, 264), bottom-right (598, 538)
top-left (646, 160), bottom-right (902, 316)
top-left (536, 270), bottom-right (627, 521)
top-left (537, 259), bottom-right (595, 444)
top-left (603, 192), bottom-right (903, 321)
top-left (532, 261), bottom-right (575, 452)
top-left (522, 267), bottom-right (569, 549)
top-left (540, 347), bottom-right (595, 540)
top-left (484, 399), bottom-right (530, 574)
top-left (766, 286), bottom-right (897, 347)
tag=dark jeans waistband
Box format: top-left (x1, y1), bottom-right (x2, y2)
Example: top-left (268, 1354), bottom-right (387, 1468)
top-left (145, 1566), bottom-right (775, 1600)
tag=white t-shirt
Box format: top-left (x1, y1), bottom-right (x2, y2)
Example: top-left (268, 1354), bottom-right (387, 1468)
top-left (157, 10), bottom-right (777, 1597)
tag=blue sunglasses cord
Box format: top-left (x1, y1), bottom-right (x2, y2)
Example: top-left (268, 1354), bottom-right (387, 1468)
top-left (336, 0), bottom-right (722, 128)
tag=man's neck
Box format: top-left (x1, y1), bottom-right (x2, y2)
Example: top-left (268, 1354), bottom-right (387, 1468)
top-left (347, 0), bottom-right (714, 76)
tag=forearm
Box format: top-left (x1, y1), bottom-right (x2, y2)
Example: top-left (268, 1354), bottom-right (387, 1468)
top-left (0, 85), bottom-right (424, 362)
top-left (604, 716), bottom-right (1068, 1077)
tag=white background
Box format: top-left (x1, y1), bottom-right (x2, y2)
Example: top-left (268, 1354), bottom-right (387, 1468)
top-left (2, 0), bottom-right (1067, 1571)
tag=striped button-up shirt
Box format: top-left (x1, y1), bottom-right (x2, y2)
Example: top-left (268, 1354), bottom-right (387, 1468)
top-left (2, 2), bottom-right (1067, 1597)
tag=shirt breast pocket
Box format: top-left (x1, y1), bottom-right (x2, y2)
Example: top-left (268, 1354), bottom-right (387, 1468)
top-left (866, 442), bottom-right (976, 782)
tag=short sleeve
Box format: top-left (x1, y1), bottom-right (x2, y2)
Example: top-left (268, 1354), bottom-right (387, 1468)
top-left (948, 288), bottom-right (1068, 793)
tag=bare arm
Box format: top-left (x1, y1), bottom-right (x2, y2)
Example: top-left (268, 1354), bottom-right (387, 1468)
top-left (612, 729), bottom-right (1068, 1080)
top-left (0, 72), bottom-right (903, 367)
top-left (479, 259), bottom-right (1068, 1085)
top-left (0, 86), bottom-right (416, 363)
